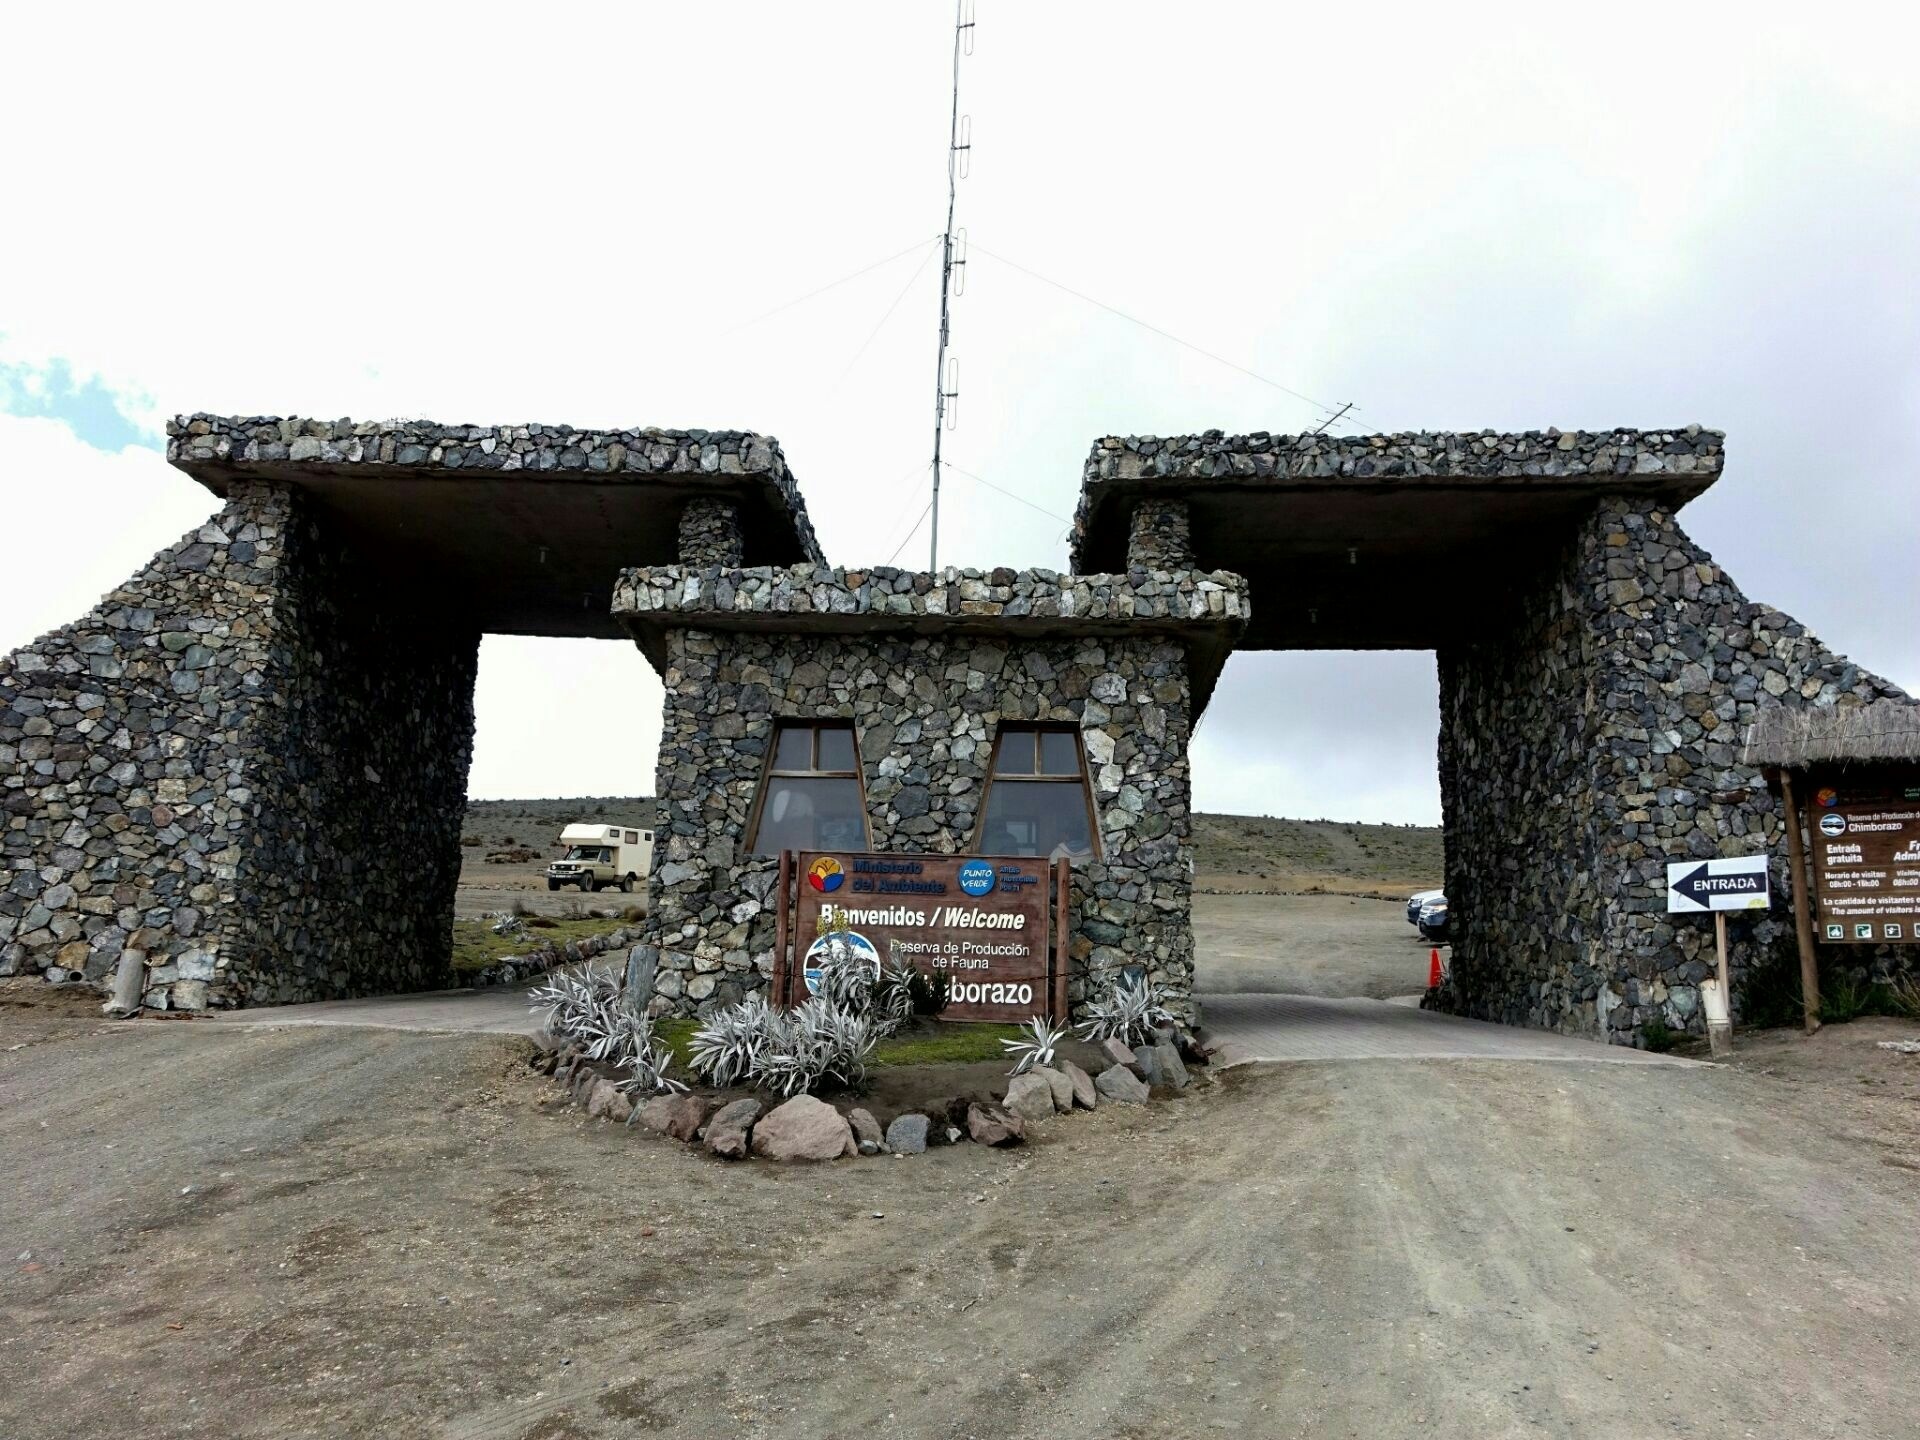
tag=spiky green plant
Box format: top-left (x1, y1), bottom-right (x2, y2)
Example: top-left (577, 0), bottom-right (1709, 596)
top-left (1075, 974), bottom-right (1174, 1048)
top-left (1002, 1014), bottom-right (1068, 1077)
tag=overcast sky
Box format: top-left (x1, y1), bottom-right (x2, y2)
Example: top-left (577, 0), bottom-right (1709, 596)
top-left (2, 3), bottom-right (1915, 825)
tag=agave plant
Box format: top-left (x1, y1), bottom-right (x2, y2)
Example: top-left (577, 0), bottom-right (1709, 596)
top-left (812, 935), bottom-right (882, 1015)
top-left (688, 992), bottom-right (779, 1088)
top-left (686, 992), bottom-right (878, 1096)
top-left (871, 958), bottom-right (918, 1037)
top-left (528, 963), bottom-right (623, 1042)
top-left (605, 1015), bottom-right (687, 1098)
top-left (1002, 1014), bottom-right (1068, 1077)
top-left (1075, 974), bottom-right (1175, 1049)
top-left (756, 996), bottom-right (878, 1096)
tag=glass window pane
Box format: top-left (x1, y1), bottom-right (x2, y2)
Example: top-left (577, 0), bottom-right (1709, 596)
top-left (773, 726), bottom-right (811, 772)
top-left (816, 725), bottom-right (856, 773)
top-left (979, 779), bottom-right (1093, 857)
top-left (754, 777), bottom-right (867, 855)
top-left (994, 730), bottom-right (1035, 774)
top-left (1039, 730), bottom-right (1081, 776)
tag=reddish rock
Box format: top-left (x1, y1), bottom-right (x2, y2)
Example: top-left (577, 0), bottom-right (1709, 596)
top-left (751, 1095), bottom-right (856, 1162)
top-left (586, 1078), bottom-right (620, 1118)
top-left (1057, 1059), bottom-right (1097, 1109)
top-left (633, 1092), bottom-right (714, 1139)
top-left (705, 1098), bottom-right (763, 1159)
top-left (966, 1101), bottom-right (1026, 1147)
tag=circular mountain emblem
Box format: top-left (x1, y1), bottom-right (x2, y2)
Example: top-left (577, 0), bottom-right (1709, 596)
top-left (958, 859), bottom-right (996, 897)
top-left (1819, 812), bottom-right (1848, 837)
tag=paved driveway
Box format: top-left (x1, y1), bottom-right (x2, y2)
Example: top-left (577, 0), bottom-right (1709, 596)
top-left (1203, 991), bottom-right (1698, 1067)
top-left (208, 986), bottom-right (541, 1035)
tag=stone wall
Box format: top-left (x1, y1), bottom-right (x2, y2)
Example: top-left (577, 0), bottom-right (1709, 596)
top-left (677, 498), bottom-right (744, 566)
top-left (0, 482), bottom-right (478, 1009)
top-left (632, 626), bottom-right (1200, 1022)
top-left (1127, 500), bottom-right (1193, 569)
top-left (1434, 496), bottom-right (1911, 1042)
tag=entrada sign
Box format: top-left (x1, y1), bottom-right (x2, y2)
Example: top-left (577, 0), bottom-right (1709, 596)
top-left (1665, 856), bottom-right (1770, 913)
top-left (775, 852), bottom-right (1069, 1023)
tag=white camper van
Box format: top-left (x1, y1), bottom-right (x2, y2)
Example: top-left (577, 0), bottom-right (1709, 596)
top-left (546, 823), bottom-right (653, 893)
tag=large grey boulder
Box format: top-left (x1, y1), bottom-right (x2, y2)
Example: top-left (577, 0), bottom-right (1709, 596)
top-left (704, 1098), bottom-right (762, 1159)
top-left (1095, 1064), bottom-right (1149, 1105)
top-left (752, 1095), bottom-right (856, 1162)
top-left (885, 1113), bottom-right (930, 1154)
top-left (1135, 1042), bottom-right (1189, 1091)
top-left (966, 1101), bottom-right (1026, 1147)
top-left (1057, 1058), bottom-right (1097, 1110)
top-left (1003, 1072), bottom-right (1057, 1124)
top-left (1101, 1038), bottom-right (1144, 1076)
top-left (1033, 1064), bottom-right (1074, 1113)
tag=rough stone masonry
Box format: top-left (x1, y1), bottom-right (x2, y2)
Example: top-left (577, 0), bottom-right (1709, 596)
top-left (0, 479), bottom-right (476, 1010)
top-left (4, 414), bottom-right (1912, 1045)
top-left (611, 548), bottom-right (1247, 1021)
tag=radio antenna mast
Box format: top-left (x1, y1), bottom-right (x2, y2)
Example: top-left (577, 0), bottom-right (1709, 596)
top-left (928, 0), bottom-right (973, 571)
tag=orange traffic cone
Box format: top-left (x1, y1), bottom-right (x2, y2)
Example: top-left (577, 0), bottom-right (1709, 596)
top-left (1427, 948), bottom-right (1444, 989)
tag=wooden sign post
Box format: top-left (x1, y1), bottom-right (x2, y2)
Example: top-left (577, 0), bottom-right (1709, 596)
top-left (1666, 854), bottom-right (1771, 1057)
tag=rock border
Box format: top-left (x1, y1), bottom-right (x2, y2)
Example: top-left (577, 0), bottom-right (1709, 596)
top-left (530, 1027), bottom-right (1213, 1163)
top-left (466, 922), bottom-right (644, 989)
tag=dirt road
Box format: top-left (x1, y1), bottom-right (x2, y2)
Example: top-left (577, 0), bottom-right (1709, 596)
top-left (1194, 892), bottom-right (1433, 998)
top-left (4, 998), bottom-right (1920, 1439)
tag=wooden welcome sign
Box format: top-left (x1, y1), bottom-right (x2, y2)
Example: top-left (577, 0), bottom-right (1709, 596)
top-left (772, 851), bottom-right (1070, 1023)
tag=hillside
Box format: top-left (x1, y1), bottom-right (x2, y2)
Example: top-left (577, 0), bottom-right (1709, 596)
top-left (1190, 813), bottom-right (1443, 897)
top-left (462, 797), bottom-right (1442, 895)
top-left (461, 797), bottom-right (656, 861)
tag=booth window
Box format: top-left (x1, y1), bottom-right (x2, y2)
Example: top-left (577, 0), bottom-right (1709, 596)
top-left (977, 724), bottom-right (1098, 858)
top-left (749, 721), bottom-right (869, 855)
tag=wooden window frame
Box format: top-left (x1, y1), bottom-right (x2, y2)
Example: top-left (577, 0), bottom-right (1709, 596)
top-left (973, 722), bottom-right (1101, 859)
top-left (746, 719), bottom-right (871, 856)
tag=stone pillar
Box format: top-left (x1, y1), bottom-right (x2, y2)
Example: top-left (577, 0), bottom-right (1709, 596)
top-left (1126, 499), bottom-right (1193, 570)
top-left (0, 482), bottom-right (479, 1009)
top-left (1432, 496), bottom-right (1908, 1045)
top-left (678, 497), bottom-right (745, 566)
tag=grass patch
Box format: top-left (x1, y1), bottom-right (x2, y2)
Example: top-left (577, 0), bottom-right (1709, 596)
top-left (639, 1017), bottom-right (1016, 1083)
top-left (872, 1022), bottom-right (1024, 1067)
top-left (450, 916), bottom-right (633, 974)
top-left (653, 1017), bottom-right (698, 1069)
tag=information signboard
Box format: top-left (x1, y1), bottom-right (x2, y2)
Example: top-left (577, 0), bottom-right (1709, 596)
top-left (778, 852), bottom-right (1063, 1023)
top-left (1808, 785), bottom-right (1920, 943)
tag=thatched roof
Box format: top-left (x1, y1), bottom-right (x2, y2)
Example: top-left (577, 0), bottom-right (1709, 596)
top-left (1742, 699), bottom-right (1920, 768)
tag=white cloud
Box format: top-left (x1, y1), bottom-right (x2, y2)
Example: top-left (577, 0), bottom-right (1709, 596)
top-left (0, 416), bottom-right (212, 649)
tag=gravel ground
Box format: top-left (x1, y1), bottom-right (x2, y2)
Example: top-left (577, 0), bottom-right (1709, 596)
top-left (1194, 892), bottom-right (1435, 998)
top-left (4, 993), bottom-right (1920, 1439)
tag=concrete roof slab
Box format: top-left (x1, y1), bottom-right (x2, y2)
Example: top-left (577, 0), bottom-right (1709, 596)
top-left (167, 414), bottom-right (824, 638)
top-left (1073, 428), bottom-right (1724, 649)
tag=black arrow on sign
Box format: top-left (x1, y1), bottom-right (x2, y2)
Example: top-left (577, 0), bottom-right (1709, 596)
top-left (1672, 864), bottom-right (1764, 908)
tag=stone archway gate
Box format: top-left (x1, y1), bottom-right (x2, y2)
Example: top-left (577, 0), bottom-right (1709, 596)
top-left (2, 414), bottom-right (1910, 1043)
